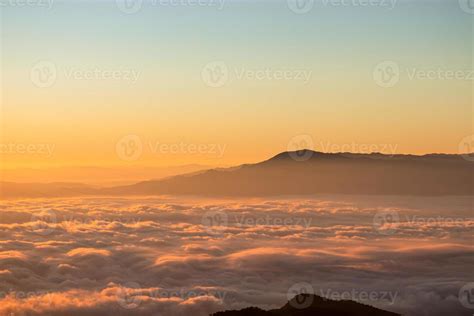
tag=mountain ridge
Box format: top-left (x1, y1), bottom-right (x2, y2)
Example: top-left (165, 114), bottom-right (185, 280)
top-left (1, 150), bottom-right (473, 198)
top-left (104, 149), bottom-right (473, 196)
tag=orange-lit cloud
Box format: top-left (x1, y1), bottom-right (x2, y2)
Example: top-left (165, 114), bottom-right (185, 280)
top-left (0, 196), bottom-right (472, 315)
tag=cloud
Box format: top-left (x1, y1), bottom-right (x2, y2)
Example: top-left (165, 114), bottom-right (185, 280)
top-left (0, 251), bottom-right (27, 260)
top-left (67, 248), bottom-right (111, 257)
top-left (0, 196), bottom-right (472, 316)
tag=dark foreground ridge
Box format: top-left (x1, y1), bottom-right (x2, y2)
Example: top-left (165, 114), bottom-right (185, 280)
top-left (210, 294), bottom-right (400, 316)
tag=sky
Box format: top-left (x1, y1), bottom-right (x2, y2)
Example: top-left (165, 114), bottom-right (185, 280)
top-left (0, 4), bottom-right (473, 315)
top-left (0, 0), bottom-right (473, 172)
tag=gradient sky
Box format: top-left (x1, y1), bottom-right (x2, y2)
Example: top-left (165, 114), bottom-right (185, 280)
top-left (0, 0), bottom-right (473, 170)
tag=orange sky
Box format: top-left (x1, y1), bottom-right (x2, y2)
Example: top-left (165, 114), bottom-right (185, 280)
top-left (1, 0), bottom-right (472, 180)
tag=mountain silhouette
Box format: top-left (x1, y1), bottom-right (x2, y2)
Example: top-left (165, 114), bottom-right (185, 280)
top-left (210, 294), bottom-right (400, 316)
top-left (105, 150), bottom-right (474, 196)
top-left (2, 150), bottom-right (473, 198)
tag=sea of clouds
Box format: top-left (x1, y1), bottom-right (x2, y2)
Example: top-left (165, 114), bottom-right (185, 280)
top-left (0, 195), bottom-right (472, 316)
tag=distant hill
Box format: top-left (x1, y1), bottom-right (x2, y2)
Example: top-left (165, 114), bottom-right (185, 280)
top-left (0, 164), bottom-right (211, 186)
top-left (211, 294), bottom-right (400, 316)
top-left (0, 182), bottom-right (97, 199)
top-left (105, 150), bottom-right (474, 196)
